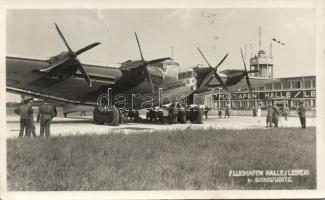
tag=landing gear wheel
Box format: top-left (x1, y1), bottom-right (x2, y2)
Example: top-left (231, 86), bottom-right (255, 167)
top-left (156, 111), bottom-right (165, 124)
top-left (133, 110), bottom-right (140, 122)
top-left (93, 106), bottom-right (120, 126)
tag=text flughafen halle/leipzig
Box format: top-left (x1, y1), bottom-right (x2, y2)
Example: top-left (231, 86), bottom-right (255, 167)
top-left (215, 89), bottom-right (316, 100)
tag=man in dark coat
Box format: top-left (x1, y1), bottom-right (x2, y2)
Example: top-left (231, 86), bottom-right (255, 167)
top-left (266, 104), bottom-right (274, 128)
top-left (37, 100), bottom-right (56, 137)
top-left (297, 100), bottom-right (306, 128)
top-left (27, 99), bottom-right (37, 137)
top-left (197, 105), bottom-right (203, 124)
top-left (204, 105), bottom-right (209, 119)
top-left (15, 99), bottom-right (33, 137)
top-left (272, 105), bottom-right (280, 128)
top-left (224, 104), bottom-right (230, 118)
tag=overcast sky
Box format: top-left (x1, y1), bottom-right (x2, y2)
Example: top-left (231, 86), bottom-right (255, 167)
top-left (6, 8), bottom-right (316, 101)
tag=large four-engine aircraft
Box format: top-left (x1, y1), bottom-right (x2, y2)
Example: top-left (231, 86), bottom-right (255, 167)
top-left (7, 24), bottom-right (198, 125)
top-left (7, 23), bottom-right (258, 125)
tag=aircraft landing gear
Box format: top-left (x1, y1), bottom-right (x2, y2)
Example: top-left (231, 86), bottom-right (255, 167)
top-left (146, 110), bottom-right (166, 124)
top-left (93, 106), bottom-right (120, 126)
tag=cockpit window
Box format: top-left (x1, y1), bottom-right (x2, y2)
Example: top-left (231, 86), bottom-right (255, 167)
top-left (178, 71), bottom-right (193, 79)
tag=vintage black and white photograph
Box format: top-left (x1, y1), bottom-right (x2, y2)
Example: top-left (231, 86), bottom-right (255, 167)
top-left (1, 0), bottom-right (325, 199)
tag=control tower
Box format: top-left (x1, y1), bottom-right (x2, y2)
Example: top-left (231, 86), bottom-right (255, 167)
top-left (250, 50), bottom-right (273, 79)
top-left (249, 26), bottom-right (273, 79)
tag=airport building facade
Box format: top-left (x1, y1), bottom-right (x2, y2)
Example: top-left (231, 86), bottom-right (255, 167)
top-left (196, 49), bottom-right (316, 110)
top-left (198, 75), bottom-right (316, 110)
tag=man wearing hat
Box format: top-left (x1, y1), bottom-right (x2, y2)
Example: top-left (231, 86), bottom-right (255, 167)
top-left (297, 100), bottom-right (306, 128)
top-left (37, 99), bottom-right (56, 137)
top-left (26, 98), bottom-right (37, 137)
top-left (14, 98), bottom-right (33, 137)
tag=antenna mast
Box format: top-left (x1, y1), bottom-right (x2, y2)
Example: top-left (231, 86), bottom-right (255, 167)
top-left (258, 26), bottom-right (262, 52)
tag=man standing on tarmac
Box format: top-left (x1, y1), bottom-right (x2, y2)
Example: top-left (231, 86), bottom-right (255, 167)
top-left (204, 105), bottom-right (209, 119)
top-left (272, 105), bottom-right (280, 128)
top-left (27, 98), bottom-right (37, 137)
top-left (15, 98), bottom-right (33, 137)
top-left (297, 100), bottom-right (306, 128)
top-left (37, 100), bottom-right (56, 137)
top-left (266, 104), bottom-right (274, 128)
top-left (257, 103), bottom-right (262, 123)
top-left (197, 105), bottom-right (203, 124)
top-left (224, 104), bottom-right (230, 118)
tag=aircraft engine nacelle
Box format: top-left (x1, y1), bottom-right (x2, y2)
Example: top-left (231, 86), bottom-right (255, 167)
top-left (43, 52), bottom-right (79, 79)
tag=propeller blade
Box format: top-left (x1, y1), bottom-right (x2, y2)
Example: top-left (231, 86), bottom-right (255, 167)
top-left (215, 53), bottom-right (229, 69)
top-left (197, 47), bottom-right (213, 68)
top-left (135, 32), bottom-right (145, 62)
top-left (213, 70), bottom-right (230, 93)
top-left (55, 23), bottom-right (73, 54)
top-left (75, 42), bottom-right (101, 56)
top-left (240, 48), bottom-right (253, 94)
top-left (245, 73), bottom-right (252, 94)
top-left (240, 48), bottom-right (248, 73)
top-left (77, 63), bottom-right (92, 87)
top-left (213, 53), bottom-right (230, 92)
top-left (197, 48), bottom-right (230, 92)
top-left (134, 32), bottom-right (154, 96)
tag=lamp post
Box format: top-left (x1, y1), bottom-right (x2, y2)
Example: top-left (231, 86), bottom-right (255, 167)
top-left (228, 91), bottom-right (231, 109)
top-left (210, 89), bottom-right (213, 110)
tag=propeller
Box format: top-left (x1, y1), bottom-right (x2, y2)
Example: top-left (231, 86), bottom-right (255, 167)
top-left (134, 32), bottom-right (155, 97)
top-left (41, 23), bottom-right (101, 87)
top-left (240, 48), bottom-right (253, 95)
top-left (197, 47), bottom-right (230, 93)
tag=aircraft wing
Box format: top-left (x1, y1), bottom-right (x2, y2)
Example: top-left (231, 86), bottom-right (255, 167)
top-left (6, 56), bottom-right (124, 105)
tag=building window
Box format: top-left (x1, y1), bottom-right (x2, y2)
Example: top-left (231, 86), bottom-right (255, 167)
top-left (259, 86), bottom-right (264, 91)
top-left (242, 101), bottom-right (248, 108)
top-left (249, 101), bottom-right (255, 108)
top-left (292, 81), bottom-right (301, 89)
top-left (283, 81), bottom-right (291, 89)
top-left (274, 82), bottom-right (281, 90)
top-left (312, 80), bottom-right (316, 88)
top-left (304, 80), bottom-right (312, 89)
top-left (266, 84), bottom-right (273, 90)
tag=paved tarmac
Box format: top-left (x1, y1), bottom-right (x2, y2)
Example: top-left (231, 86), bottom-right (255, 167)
top-left (6, 114), bottom-right (316, 138)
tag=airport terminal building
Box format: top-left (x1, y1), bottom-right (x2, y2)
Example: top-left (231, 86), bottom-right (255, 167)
top-left (197, 50), bottom-right (316, 110)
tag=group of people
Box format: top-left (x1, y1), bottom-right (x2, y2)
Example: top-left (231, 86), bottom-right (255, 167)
top-left (15, 98), bottom-right (56, 137)
top-left (265, 104), bottom-right (281, 128)
top-left (167, 103), bottom-right (210, 124)
top-left (218, 104), bottom-right (231, 118)
top-left (262, 100), bottom-right (306, 129)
